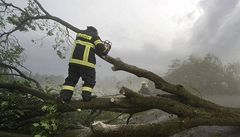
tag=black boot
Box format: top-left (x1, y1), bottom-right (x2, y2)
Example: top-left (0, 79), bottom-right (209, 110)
top-left (60, 90), bottom-right (73, 102)
top-left (81, 91), bottom-right (97, 102)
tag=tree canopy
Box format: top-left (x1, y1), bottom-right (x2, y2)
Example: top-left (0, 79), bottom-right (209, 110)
top-left (165, 54), bottom-right (240, 95)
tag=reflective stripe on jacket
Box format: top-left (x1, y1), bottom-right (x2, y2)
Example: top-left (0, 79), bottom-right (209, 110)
top-left (69, 30), bottom-right (107, 68)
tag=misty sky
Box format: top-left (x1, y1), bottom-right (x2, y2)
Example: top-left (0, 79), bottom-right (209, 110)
top-left (19, 0), bottom-right (240, 78)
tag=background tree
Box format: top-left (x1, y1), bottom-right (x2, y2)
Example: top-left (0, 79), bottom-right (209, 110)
top-left (165, 54), bottom-right (240, 95)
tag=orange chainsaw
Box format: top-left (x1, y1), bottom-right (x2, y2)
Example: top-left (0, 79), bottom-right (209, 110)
top-left (103, 40), bottom-right (112, 55)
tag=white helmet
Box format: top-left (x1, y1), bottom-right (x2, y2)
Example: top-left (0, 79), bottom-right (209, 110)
top-left (141, 81), bottom-right (148, 87)
top-left (141, 81), bottom-right (147, 85)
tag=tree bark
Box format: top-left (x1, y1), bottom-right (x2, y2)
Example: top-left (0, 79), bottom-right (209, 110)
top-left (0, 131), bottom-right (30, 137)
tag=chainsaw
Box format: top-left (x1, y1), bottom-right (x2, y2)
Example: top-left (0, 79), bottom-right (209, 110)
top-left (103, 40), bottom-right (112, 55)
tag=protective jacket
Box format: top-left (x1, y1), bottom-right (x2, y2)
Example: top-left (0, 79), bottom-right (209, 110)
top-left (60, 28), bottom-right (109, 102)
top-left (70, 29), bottom-right (108, 68)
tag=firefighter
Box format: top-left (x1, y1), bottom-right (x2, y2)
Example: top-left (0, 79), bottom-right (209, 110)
top-left (138, 81), bottom-right (151, 95)
top-left (60, 26), bottom-right (111, 102)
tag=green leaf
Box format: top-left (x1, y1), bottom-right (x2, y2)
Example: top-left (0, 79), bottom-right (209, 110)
top-left (33, 123), bottom-right (40, 127)
top-left (34, 134), bottom-right (41, 137)
top-left (52, 123), bottom-right (57, 131)
top-left (41, 122), bottom-right (50, 130)
top-left (41, 105), bottom-right (48, 111)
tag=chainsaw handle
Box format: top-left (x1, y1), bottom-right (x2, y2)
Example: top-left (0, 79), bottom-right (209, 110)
top-left (103, 40), bottom-right (112, 46)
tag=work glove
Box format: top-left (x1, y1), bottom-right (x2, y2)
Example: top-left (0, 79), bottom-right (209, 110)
top-left (81, 91), bottom-right (97, 102)
top-left (102, 40), bottom-right (112, 55)
top-left (60, 90), bottom-right (73, 102)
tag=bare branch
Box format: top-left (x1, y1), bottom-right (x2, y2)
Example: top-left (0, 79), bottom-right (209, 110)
top-left (0, 82), bottom-right (198, 117)
top-left (102, 55), bottom-right (220, 110)
top-left (0, 15), bottom-right (48, 39)
top-left (120, 87), bottom-right (143, 98)
top-left (0, 13), bottom-right (81, 39)
top-left (0, 131), bottom-right (30, 137)
top-left (84, 110), bottom-right (102, 126)
top-left (0, 62), bottom-right (43, 91)
top-left (0, 0), bottom-right (26, 13)
top-left (0, 73), bottom-right (20, 77)
top-left (45, 15), bottom-right (81, 32)
top-left (104, 113), bottom-right (124, 124)
top-left (32, 0), bottom-right (50, 15)
top-left (126, 113), bottom-right (133, 124)
top-left (0, 82), bottom-right (54, 100)
top-left (65, 27), bottom-right (75, 46)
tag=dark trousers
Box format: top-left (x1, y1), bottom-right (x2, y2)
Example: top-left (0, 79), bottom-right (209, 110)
top-left (65, 64), bottom-right (96, 88)
top-left (60, 64), bottom-right (96, 101)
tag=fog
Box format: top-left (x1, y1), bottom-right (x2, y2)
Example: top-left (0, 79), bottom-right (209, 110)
top-left (188, 0), bottom-right (240, 61)
top-left (18, 0), bottom-right (240, 81)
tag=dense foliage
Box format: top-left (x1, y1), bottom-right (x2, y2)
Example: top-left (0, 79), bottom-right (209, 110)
top-left (165, 54), bottom-right (240, 95)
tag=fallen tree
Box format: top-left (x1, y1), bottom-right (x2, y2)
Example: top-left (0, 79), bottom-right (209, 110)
top-left (0, 0), bottom-right (240, 137)
top-left (1, 56), bottom-right (240, 137)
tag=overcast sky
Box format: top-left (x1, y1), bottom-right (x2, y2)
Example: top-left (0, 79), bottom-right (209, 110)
top-left (19, 0), bottom-right (240, 78)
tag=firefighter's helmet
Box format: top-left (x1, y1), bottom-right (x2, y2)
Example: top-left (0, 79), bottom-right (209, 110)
top-left (87, 26), bottom-right (98, 36)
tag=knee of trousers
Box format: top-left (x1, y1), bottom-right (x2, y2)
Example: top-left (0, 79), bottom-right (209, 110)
top-left (83, 78), bottom-right (96, 88)
top-left (83, 82), bottom-right (95, 88)
top-left (64, 76), bottom-right (79, 86)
